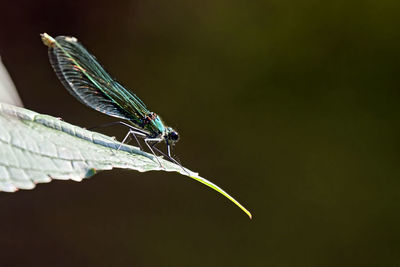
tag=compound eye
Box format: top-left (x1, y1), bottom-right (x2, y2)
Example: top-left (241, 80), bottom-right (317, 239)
top-left (169, 131), bottom-right (179, 141)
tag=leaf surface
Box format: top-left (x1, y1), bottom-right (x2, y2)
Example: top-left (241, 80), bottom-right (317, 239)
top-left (0, 57), bottom-right (23, 107)
top-left (0, 103), bottom-right (251, 218)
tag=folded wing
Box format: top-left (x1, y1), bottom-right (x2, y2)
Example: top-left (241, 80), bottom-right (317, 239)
top-left (47, 35), bottom-right (149, 126)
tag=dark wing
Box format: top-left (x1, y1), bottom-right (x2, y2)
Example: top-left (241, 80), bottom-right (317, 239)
top-left (47, 35), bottom-right (149, 125)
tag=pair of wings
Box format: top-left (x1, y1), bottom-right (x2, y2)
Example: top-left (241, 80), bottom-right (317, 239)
top-left (47, 35), bottom-right (149, 127)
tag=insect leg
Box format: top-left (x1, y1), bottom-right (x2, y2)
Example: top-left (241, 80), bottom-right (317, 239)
top-left (117, 130), bottom-right (132, 150)
top-left (166, 143), bottom-right (189, 175)
top-left (130, 131), bottom-right (143, 150)
top-left (144, 138), bottom-right (164, 168)
top-left (86, 120), bottom-right (148, 149)
top-left (167, 143), bottom-right (171, 158)
top-left (88, 121), bottom-right (149, 136)
top-left (152, 145), bottom-right (168, 158)
top-left (151, 143), bottom-right (189, 175)
top-left (87, 121), bottom-right (120, 130)
top-left (118, 129), bottom-right (147, 150)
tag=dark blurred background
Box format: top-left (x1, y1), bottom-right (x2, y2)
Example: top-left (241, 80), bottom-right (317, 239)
top-left (1, 0), bottom-right (400, 266)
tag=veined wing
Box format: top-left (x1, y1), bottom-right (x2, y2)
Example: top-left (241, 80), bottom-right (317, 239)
top-left (42, 34), bottom-right (149, 126)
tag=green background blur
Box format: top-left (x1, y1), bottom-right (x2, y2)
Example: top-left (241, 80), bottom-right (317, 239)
top-left (1, 0), bottom-right (400, 266)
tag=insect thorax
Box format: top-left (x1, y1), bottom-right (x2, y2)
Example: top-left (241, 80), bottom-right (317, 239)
top-left (140, 112), bottom-right (166, 137)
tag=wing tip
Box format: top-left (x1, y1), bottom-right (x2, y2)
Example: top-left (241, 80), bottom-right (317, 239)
top-left (40, 32), bottom-right (56, 48)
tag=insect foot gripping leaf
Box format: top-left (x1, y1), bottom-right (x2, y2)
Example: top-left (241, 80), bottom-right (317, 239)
top-left (0, 103), bottom-right (252, 218)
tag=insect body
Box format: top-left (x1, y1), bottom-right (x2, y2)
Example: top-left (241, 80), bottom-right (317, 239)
top-left (41, 34), bottom-right (253, 219)
top-left (41, 33), bottom-right (179, 165)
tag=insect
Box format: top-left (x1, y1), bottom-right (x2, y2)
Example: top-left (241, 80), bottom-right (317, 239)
top-left (41, 33), bottom-right (180, 167)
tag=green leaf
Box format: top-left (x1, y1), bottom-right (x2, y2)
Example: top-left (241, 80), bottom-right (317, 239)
top-left (0, 103), bottom-right (252, 219)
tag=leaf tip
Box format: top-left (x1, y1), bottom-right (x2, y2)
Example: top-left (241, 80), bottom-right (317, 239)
top-left (247, 211), bottom-right (253, 220)
top-left (239, 205), bottom-right (252, 220)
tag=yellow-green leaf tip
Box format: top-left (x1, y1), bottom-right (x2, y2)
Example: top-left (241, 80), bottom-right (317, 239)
top-left (188, 174), bottom-right (252, 219)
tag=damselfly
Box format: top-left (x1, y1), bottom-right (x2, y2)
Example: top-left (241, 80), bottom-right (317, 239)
top-left (41, 33), bottom-right (180, 167)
